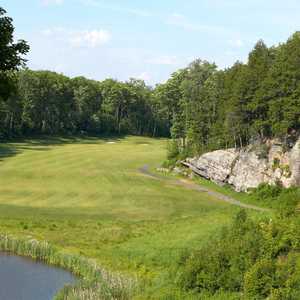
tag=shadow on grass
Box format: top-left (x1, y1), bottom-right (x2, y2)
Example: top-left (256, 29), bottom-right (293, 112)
top-left (0, 134), bottom-right (128, 161)
top-left (13, 134), bottom-right (127, 146)
top-left (0, 144), bottom-right (20, 162)
top-left (0, 140), bottom-right (58, 162)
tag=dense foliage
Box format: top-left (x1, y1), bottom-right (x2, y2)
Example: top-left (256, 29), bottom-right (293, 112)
top-left (0, 7), bottom-right (29, 137)
top-left (160, 35), bottom-right (300, 159)
top-left (177, 204), bottom-right (300, 299)
top-left (1, 70), bottom-right (171, 138)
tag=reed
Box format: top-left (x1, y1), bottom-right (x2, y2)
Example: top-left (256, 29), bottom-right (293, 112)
top-left (0, 234), bottom-right (137, 300)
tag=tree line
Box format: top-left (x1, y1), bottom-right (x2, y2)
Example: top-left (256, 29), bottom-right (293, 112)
top-left (1, 6), bottom-right (299, 148)
top-left (1, 70), bottom-right (170, 138)
top-left (159, 34), bottom-right (300, 159)
top-left (0, 7), bottom-right (170, 139)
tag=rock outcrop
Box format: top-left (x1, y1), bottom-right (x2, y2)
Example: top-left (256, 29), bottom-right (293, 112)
top-left (185, 149), bottom-right (238, 185)
top-left (183, 138), bottom-right (300, 192)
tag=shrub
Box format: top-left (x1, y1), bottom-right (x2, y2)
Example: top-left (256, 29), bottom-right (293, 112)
top-left (277, 188), bottom-right (300, 217)
top-left (251, 183), bottom-right (283, 201)
top-left (176, 210), bottom-right (300, 299)
top-left (243, 258), bottom-right (276, 298)
top-left (166, 140), bottom-right (180, 161)
top-left (178, 211), bottom-right (264, 294)
top-left (244, 254), bottom-right (300, 300)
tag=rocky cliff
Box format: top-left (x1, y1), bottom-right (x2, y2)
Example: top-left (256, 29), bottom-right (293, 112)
top-left (183, 138), bottom-right (300, 192)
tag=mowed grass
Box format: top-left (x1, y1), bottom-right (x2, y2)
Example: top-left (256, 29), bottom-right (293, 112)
top-left (0, 136), bottom-right (265, 284)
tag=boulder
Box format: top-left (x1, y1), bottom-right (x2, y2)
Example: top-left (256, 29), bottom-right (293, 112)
top-left (185, 149), bottom-right (238, 185)
top-left (228, 151), bottom-right (268, 192)
top-left (184, 138), bottom-right (300, 192)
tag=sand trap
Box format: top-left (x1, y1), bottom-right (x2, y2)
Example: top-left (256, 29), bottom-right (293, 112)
top-left (106, 142), bottom-right (116, 144)
top-left (140, 144), bottom-right (149, 146)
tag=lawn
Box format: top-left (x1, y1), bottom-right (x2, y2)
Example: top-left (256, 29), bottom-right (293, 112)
top-left (0, 136), bottom-right (267, 296)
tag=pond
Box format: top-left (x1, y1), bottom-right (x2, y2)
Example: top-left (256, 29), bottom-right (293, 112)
top-left (0, 253), bottom-right (76, 300)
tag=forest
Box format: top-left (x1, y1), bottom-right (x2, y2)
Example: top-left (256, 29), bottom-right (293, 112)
top-left (1, 2), bottom-right (300, 155)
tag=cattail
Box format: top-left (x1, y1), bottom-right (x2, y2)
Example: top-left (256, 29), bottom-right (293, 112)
top-left (0, 235), bottom-right (137, 300)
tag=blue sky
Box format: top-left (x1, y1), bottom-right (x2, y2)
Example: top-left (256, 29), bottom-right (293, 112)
top-left (1, 0), bottom-right (300, 85)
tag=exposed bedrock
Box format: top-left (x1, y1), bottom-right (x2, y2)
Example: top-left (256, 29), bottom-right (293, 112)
top-left (183, 138), bottom-right (300, 192)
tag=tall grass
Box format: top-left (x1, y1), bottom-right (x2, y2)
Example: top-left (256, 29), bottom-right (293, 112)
top-left (0, 234), bottom-right (137, 300)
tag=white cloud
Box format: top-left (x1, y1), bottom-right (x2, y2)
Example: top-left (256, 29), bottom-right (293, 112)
top-left (41, 27), bottom-right (111, 48)
top-left (41, 29), bottom-right (53, 36)
top-left (225, 50), bottom-right (236, 56)
top-left (147, 55), bottom-right (179, 66)
top-left (166, 13), bottom-right (232, 36)
top-left (124, 8), bottom-right (153, 17)
top-left (41, 27), bottom-right (65, 36)
top-left (53, 64), bottom-right (66, 73)
top-left (169, 13), bottom-right (185, 21)
top-left (41, 0), bottom-right (64, 6)
top-left (229, 39), bottom-right (244, 48)
top-left (136, 72), bottom-right (151, 82)
top-left (79, 0), bottom-right (153, 17)
top-left (167, 13), bottom-right (203, 31)
top-left (70, 30), bottom-right (111, 48)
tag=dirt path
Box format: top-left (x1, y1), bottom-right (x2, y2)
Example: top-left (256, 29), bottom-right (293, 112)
top-left (139, 165), bottom-right (271, 212)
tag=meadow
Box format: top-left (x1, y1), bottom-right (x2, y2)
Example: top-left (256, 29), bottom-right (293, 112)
top-left (0, 136), bottom-right (267, 298)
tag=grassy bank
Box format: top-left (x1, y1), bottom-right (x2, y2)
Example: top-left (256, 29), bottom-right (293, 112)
top-left (0, 234), bottom-right (135, 299)
top-left (0, 136), bottom-right (268, 298)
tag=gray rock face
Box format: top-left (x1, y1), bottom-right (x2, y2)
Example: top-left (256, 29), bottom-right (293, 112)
top-left (184, 138), bottom-right (300, 192)
top-left (289, 139), bottom-right (300, 186)
top-left (228, 151), bottom-right (268, 192)
top-left (185, 149), bottom-right (238, 185)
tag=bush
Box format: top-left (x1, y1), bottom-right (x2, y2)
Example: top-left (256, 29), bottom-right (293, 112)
top-left (251, 183), bottom-right (283, 201)
top-left (166, 140), bottom-right (180, 161)
top-left (277, 188), bottom-right (300, 217)
top-left (244, 259), bottom-right (276, 299)
top-left (176, 210), bottom-right (300, 299)
top-left (250, 184), bottom-right (299, 214)
top-left (165, 139), bottom-right (195, 168)
top-left (178, 211), bottom-right (263, 294)
top-left (244, 254), bottom-right (300, 300)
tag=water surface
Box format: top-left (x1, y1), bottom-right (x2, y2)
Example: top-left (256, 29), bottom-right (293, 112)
top-left (0, 253), bottom-right (76, 300)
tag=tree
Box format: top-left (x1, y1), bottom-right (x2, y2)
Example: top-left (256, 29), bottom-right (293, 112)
top-left (18, 70), bottom-right (75, 134)
top-left (72, 77), bottom-right (102, 133)
top-left (0, 7), bottom-right (29, 138)
top-left (153, 69), bottom-right (187, 133)
top-left (263, 32), bottom-right (300, 137)
top-left (0, 7), bottom-right (29, 102)
top-left (180, 59), bottom-right (217, 154)
top-left (246, 40), bottom-right (275, 138)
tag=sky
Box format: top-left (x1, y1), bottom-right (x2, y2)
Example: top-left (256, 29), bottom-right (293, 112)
top-left (1, 0), bottom-right (300, 85)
